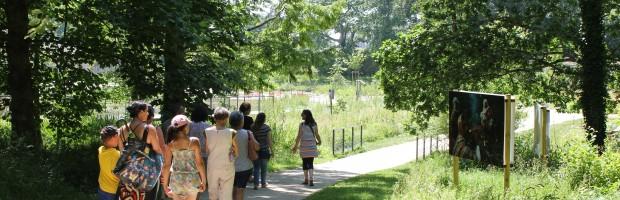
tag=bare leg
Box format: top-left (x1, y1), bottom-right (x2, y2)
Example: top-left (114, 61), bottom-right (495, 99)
top-left (303, 170), bottom-right (309, 184)
top-left (184, 193), bottom-right (198, 200)
top-left (233, 188), bottom-right (245, 200)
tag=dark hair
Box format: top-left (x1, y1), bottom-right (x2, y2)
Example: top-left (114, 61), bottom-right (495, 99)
top-left (166, 124), bottom-right (188, 143)
top-left (213, 107), bottom-right (230, 121)
top-left (191, 103), bottom-right (209, 122)
top-left (173, 104), bottom-right (186, 115)
top-left (302, 109), bottom-right (316, 126)
top-left (252, 112), bottom-right (266, 130)
top-left (229, 111), bottom-right (244, 129)
top-left (239, 102), bottom-right (251, 115)
top-left (147, 105), bottom-right (155, 121)
top-left (126, 101), bottom-right (148, 118)
top-left (100, 125), bottom-right (118, 141)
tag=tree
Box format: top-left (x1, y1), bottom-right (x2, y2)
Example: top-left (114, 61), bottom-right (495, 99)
top-left (315, 0), bottom-right (417, 75)
top-left (579, 0), bottom-right (608, 152)
top-left (101, 0), bottom-right (344, 122)
top-left (100, 0), bottom-right (249, 121)
top-left (374, 0), bottom-right (619, 150)
top-left (1, 0), bottom-right (123, 149)
top-left (4, 0), bottom-right (41, 149)
top-left (233, 0), bottom-right (344, 85)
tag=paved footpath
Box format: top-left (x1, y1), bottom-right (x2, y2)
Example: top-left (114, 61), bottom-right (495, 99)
top-left (243, 111), bottom-right (583, 200)
top-left (245, 136), bottom-right (448, 200)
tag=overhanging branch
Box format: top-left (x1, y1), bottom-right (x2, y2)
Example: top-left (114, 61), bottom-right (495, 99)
top-left (247, 10), bottom-right (283, 32)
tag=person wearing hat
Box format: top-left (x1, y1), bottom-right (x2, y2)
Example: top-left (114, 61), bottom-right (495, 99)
top-left (162, 115), bottom-right (207, 200)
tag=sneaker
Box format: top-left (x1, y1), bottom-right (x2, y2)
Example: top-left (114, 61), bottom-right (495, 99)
top-left (302, 180), bottom-right (308, 185)
top-left (309, 180), bottom-right (314, 186)
top-left (261, 183), bottom-right (267, 188)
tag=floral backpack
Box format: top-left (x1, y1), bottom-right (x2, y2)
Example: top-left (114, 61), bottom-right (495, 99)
top-left (113, 123), bottom-right (162, 191)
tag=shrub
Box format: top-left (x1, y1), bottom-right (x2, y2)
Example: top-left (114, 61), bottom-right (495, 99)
top-left (0, 116), bottom-right (111, 198)
top-left (0, 146), bottom-right (96, 199)
top-left (561, 139), bottom-right (620, 194)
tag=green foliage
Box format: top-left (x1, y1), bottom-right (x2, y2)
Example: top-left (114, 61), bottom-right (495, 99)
top-left (311, 0), bottom-right (417, 75)
top-left (0, 116), bottom-right (114, 198)
top-left (374, 0), bottom-right (587, 128)
top-left (233, 0), bottom-right (344, 85)
top-left (404, 112), bottom-right (448, 136)
top-left (335, 98), bottom-right (348, 113)
top-left (0, 145), bottom-right (96, 199)
top-left (99, 0), bottom-right (251, 120)
top-left (19, 0), bottom-right (124, 148)
top-left (0, 1), bottom-right (5, 92)
top-left (329, 54), bottom-right (349, 85)
top-left (312, 120), bottom-right (620, 199)
top-left (562, 140), bottom-right (620, 193)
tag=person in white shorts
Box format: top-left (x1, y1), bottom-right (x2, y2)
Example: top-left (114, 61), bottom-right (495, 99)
top-left (205, 107), bottom-right (238, 200)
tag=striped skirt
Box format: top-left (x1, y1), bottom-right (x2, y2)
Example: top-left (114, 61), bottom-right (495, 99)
top-left (300, 139), bottom-right (318, 158)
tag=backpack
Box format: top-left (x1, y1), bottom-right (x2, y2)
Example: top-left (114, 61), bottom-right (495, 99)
top-left (113, 123), bottom-right (162, 191)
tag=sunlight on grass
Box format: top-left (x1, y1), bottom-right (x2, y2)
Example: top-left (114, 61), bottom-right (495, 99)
top-left (309, 120), bottom-right (620, 200)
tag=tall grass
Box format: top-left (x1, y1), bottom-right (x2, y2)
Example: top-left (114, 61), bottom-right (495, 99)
top-left (257, 83), bottom-right (412, 171)
top-left (309, 120), bottom-right (620, 199)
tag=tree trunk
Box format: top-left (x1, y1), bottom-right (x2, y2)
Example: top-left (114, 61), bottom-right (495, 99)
top-left (578, 0), bottom-right (608, 153)
top-left (162, 25), bottom-right (186, 122)
top-left (5, 0), bottom-right (42, 150)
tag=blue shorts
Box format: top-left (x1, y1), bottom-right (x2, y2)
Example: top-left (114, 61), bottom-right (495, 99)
top-left (98, 188), bottom-right (117, 200)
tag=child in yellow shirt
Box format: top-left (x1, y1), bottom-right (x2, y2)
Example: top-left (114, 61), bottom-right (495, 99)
top-left (98, 126), bottom-right (120, 200)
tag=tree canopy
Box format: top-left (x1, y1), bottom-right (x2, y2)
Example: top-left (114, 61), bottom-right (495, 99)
top-left (374, 0), bottom-right (620, 149)
top-left (0, 0), bottom-right (347, 149)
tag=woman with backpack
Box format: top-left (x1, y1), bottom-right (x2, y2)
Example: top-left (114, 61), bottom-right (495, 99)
top-left (117, 101), bottom-right (164, 200)
top-left (291, 109), bottom-right (321, 186)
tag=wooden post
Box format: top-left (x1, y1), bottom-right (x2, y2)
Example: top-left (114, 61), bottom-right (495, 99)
top-left (351, 126), bottom-right (355, 150)
top-left (332, 129), bottom-right (336, 156)
top-left (504, 95), bottom-right (512, 192)
top-left (430, 135), bottom-right (433, 154)
top-left (423, 133), bottom-right (426, 159)
top-left (452, 156), bottom-right (460, 188)
top-left (416, 136), bottom-right (419, 159)
top-left (342, 129), bottom-right (345, 154)
top-left (360, 125), bottom-right (363, 147)
top-left (330, 99), bottom-right (333, 115)
top-left (541, 108), bottom-right (548, 165)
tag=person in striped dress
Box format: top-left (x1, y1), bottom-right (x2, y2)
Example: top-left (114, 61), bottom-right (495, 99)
top-left (291, 109), bottom-right (322, 186)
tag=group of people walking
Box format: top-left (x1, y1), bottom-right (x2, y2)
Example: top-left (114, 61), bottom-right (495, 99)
top-left (97, 101), bottom-right (322, 200)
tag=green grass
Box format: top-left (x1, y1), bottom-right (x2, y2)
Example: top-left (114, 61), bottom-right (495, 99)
top-left (307, 164), bottom-right (411, 200)
top-left (258, 83), bottom-right (416, 171)
top-left (309, 120), bottom-right (620, 200)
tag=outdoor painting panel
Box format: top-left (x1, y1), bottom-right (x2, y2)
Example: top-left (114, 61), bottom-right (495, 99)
top-left (449, 91), bottom-right (506, 166)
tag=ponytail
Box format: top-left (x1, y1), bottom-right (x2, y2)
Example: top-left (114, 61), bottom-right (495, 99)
top-left (166, 124), bottom-right (188, 143)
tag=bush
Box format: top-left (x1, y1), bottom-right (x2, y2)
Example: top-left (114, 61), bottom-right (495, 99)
top-left (0, 146), bottom-right (96, 199)
top-left (0, 116), bottom-right (112, 199)
top-left (561, 140), bottom-right (620, 194)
